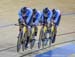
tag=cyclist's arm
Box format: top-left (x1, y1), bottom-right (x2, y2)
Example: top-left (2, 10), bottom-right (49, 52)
top-left (18, 9), bottom-right (25, 24)
top-left (47, 10), bottom-right (52, 23)
top-left (34, 11), bottom-right (41, 25)
top-left (26, 8), bottom-right (33, 24)
top-left (40, 12), bottom-right (44, 24)
top-left (54, 10), bottom-right (61, 26)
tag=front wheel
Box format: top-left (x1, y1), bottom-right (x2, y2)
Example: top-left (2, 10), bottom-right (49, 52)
top-left (17, 31), bottom-right (23, 52)
top-left (22, 43), bottom-right (25, 51)
top-left (38, 40), bottom-right (41, 49)
top-left (49, 37), bottom-right (52, 47)
top-left (17, 38), bottom-right (21, 52)
top-left (30, 39), bottom-right (35, 49)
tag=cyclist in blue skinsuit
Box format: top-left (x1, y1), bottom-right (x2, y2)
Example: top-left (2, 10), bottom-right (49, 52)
top-left (40, 7), bottom-right (52, 46)
top-left (29, 8), bottom-right (41, 48)
top-left (51, 9), bottom-right (61, 43)
top-left (18, 7), bottom-right (33, 48)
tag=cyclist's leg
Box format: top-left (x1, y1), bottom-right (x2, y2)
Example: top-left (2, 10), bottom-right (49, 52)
top-left (38, 28), bottom-right (42, 48)
top-left (52, 27), bottom-right (57, 43)
top-left (34, 26), bottom-right (38, 36)
top-left (25, 26), bottom-right (31, 48)
top-left (25, 36), bottom-right (30, 48)
top-left (52, 33), bottom-right (56, 43)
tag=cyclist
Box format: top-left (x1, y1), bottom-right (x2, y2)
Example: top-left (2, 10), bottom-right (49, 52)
top-left (40, 7), bottom-right (52, 46)
top-left (51, 9), bottom-right (61, 43)
top-left (18, 7), bottom-right (33, 48)
top-left (28, 8), bottom-right (41, 49)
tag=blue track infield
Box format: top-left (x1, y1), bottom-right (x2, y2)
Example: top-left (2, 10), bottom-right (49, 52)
top-left (35, 44), bottom-right (75, 57)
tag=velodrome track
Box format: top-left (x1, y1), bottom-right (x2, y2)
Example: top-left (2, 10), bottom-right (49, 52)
top-left (0, 0), bottom-right (75, 57)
